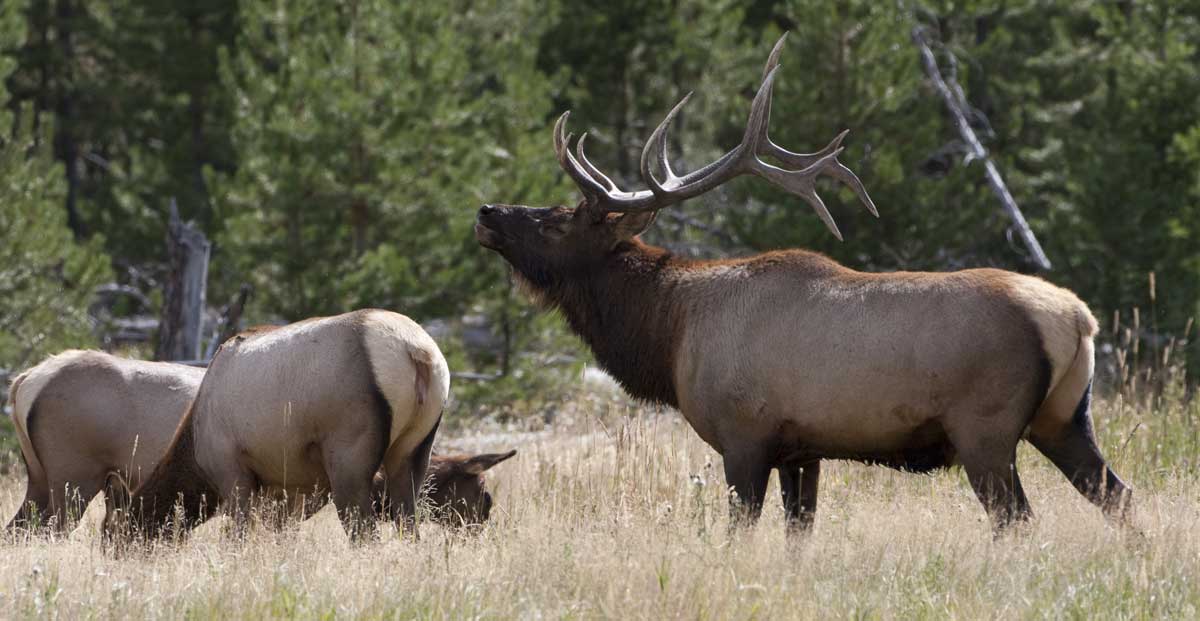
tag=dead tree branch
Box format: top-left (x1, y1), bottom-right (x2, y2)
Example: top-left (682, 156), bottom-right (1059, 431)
top-left (912, 26), bottom-right (1052, 271)
top-left (203, 283), bottom-right (253, 359)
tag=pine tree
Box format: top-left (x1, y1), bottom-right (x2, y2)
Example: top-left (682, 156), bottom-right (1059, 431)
top-left (4, 0), bottom-right (237, 269)
top-left (0, 0), bottom-right (110, 372)
top-left (214, 0), bottom-right (563, 321)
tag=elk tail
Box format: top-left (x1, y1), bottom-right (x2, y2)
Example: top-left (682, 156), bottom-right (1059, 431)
top-left (1032, 303), bottom-right (1099, 434)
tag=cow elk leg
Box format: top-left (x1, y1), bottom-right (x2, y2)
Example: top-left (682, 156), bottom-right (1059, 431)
top-left (6, 474), bottom-right (50, 534)
top-left (779, 460), bottom-right (820, 534)
top-left (380, 416), bottom-right (440, 539)
top-left (324, 446), bottom-right (381, 544)
top-left (1030, 420), bottom-right (1132, 526)
top-left (48, 474), bottom-right (104, 535)
top-left (723, 449), bottom-right (772, 528)
top-left (219, 470), bottom-right (258, 540)
top-left (329, 474), bottom-right (377, 543)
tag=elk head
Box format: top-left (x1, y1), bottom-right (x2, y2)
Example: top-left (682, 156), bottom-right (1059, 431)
top-left (424, 450), bottom-right (517, 527)
top-left (475, 33), bottom-right (878, 290)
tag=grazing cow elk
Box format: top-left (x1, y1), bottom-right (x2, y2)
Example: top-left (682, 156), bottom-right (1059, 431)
top-left (407, 449), bottom-right (517, 526)
top-left (102, 310), bottom-right (450, 542)
top-left (476, 34), bottom-right (1131, 533)
top-left (6, 351), bottom-right (204, 532)
top-left (4, 350), bottom-right (513, 534)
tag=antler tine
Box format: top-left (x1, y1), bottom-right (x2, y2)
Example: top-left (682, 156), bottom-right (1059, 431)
top-left (639, 92), bottom-right (691, 197)
top-left (552, 111), bottom-right (569, 157)
top-left (822, 154), bottom-right (879, 218)
top-left (553, 112), bottom-right (608, 200)
top-left (751, 148), bottom-right (847, 241)
top-left (719, 65), bottom-right (850, 239)
top-left (600, 66), bottom-right (782, 213)
top-left (575, 134), bottom-right (616, 192)
top-left (741, 65), bottom-right (778, 154)
top-left (756, 32), bottom-right (829, 169)
top-left (763, 32), bottom-right (787, 80)
top-left (754, 34), bottom-right (878, 219)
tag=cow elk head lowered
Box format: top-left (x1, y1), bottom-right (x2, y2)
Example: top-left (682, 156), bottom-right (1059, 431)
top-left (478, 34), bottom-right (1132, 536)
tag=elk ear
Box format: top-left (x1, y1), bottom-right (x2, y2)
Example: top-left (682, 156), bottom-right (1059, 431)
top-left (460, 449), bottom-right (518, 475)
top-left (609, 211), bottom-right (657, 239)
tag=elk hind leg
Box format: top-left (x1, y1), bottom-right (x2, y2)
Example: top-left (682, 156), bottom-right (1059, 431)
top-left (380, 416), bottom-right (440, 538)
top-left (953, 438), bottom-right (1031, 534)
top-left (6, 465), bottom-right (50, 533)
top-left (324, 445), bottom-right (381, 543)
top-left (948, 414), bottom-right (1032, 534)
top-left (1029, 381), bottom-right (1132, 523)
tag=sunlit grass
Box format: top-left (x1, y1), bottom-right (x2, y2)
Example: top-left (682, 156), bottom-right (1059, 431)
top-left (0, 384), bottom-right (1196, 619)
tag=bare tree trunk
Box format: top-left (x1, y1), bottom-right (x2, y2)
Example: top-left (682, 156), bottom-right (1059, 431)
top-left (156, 199), bottom-right (210, 361)
top-left (912, 26), bottom-right (1052, 272)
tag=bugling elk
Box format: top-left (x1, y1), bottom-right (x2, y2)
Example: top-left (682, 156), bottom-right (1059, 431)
top-left (475, 34), bottom-right (1131, 533)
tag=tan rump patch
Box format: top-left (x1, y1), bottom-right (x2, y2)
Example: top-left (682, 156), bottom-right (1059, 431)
top-left (9, 350), bottom-right (96, 484)
top-left (359, 310), bottom-right (450, 446)
top-left (1005, 275), bottom-right (1097, 395)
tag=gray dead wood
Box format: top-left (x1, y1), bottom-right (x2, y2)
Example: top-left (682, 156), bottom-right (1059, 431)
top-left (912, 26), bottom-right (1052, 271)
top-left (155, 199), bottom-right (211, 361)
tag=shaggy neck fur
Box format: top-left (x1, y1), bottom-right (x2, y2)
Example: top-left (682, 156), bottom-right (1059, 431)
top-left (532, 240), bottom-right (686, 407)
top-left (123, 419), bottom-right (219, 538)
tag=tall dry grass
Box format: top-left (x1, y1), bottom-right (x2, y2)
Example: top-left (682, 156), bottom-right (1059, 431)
top-left (0, 378), bottom-right (1196, 619)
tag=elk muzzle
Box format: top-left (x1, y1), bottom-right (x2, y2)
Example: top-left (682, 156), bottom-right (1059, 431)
top-left (475, 204), bottom-right (508, 249)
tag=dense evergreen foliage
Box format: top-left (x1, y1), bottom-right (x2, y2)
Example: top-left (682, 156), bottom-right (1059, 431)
top-left (1, 0), bottom-right (1198, 379)
top-left (0, 0), bottom-right (109, 373)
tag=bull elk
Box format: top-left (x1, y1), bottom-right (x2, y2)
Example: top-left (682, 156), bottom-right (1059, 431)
top-left (475, 34), bottom-right (1131, 533)
top-left (4, 350), bottom-right (514, 535)
top-left (99, 310), bottom-right (450, 541)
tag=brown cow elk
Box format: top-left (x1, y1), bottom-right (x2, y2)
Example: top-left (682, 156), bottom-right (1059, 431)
top-left (6, 351), bottom-right (204, 533)
top-left (409, 450), bottom-right (516, 527)
top-left (4, 350), bottom-right (514, 535)
top-left (100, 310), bottom-right (449, 542)
top-left (476, 34), bottom-right (1131, 534)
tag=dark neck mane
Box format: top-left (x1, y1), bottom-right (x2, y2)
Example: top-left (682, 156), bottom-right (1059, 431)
top-left (126, 415), bottom-right (220, 537)
top-left (541, 241), bottom-right (685, 407)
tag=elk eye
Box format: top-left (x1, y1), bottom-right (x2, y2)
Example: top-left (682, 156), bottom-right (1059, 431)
top-left (539, 223), bottom-right (569, 239)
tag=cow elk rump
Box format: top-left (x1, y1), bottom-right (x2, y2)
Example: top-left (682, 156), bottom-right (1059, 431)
top-left (99, 309), bottom-right (449, 542)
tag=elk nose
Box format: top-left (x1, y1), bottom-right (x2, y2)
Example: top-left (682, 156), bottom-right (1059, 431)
top-left (478, 204), bottom-right (497, 216)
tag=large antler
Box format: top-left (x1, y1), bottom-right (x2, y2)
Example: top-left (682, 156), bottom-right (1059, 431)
top-left (554, 33), bottom-right (877, 241)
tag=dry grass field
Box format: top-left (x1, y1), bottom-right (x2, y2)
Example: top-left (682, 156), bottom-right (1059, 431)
top-left (0, 385), bottom-right (1196, 620)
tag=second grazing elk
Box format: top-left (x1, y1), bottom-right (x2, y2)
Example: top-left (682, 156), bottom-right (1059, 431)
top-left (476, 34), bottom-right (1131, 533)
top-left (102, 310), bottom-right (449, 541)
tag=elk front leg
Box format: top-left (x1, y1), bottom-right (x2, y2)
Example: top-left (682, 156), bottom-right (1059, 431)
top-left (219, 470), bottom-right (258, 540)
top-left (779, 460), bottom-right (820, 534)
top-left (723, 449), bottom-right (771, 528)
